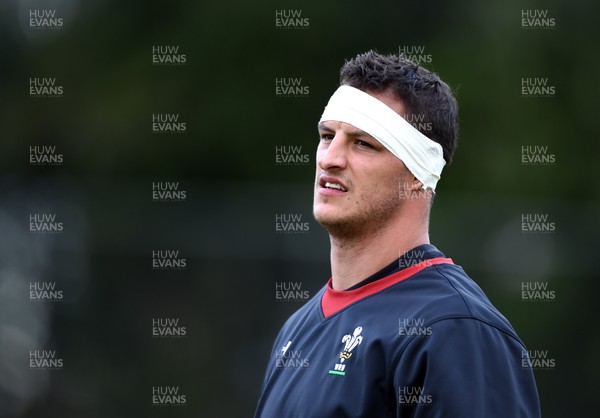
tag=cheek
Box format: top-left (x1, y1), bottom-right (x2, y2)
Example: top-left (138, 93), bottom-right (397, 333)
top-left (315, 147), bottom-right (325, 168)
top-left (359, 166), bottom-right (406, 199)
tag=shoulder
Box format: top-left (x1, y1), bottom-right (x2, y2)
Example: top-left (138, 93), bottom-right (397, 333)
top-left (393, 316), bottom-right (540, 417)
top-left (274, 286), bottom-right (325, 335)
top-left (390, 262), bottom-right (518, 338)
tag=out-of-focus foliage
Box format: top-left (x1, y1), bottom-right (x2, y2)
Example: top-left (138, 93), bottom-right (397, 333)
top-left (0, 0), bottom-right (598, 416)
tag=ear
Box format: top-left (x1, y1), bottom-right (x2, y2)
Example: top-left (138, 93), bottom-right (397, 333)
top-left (407, 177), bottom-right (423, 191)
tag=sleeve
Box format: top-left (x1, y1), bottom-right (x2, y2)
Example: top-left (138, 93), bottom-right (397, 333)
top-left (393, 318), bottom-right (541, 418)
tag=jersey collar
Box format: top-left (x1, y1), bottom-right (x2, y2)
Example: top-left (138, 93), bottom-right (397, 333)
top-left (321, 257), bottom-right (453, 318)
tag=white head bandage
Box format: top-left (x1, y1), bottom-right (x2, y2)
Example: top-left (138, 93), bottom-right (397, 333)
top-left (319, 85), bottom-right (446, 191)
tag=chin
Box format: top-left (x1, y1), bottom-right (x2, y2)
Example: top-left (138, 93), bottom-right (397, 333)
top-left (313, 206), bottom-right (333, 225)
top-left (313, 207), bottom-right (347, 229)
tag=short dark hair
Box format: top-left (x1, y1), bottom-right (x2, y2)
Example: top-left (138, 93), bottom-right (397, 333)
top-left (339, 50), bottom-right (459, 164)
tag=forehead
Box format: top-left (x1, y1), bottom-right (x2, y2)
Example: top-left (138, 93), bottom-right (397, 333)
top-left (318, 121), bottom-right (373, 138)
top-left (318, 88), bottom-right (407, 139)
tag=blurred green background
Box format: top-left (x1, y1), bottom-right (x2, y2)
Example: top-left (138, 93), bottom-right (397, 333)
top-left (0, 0), bottom-right (599, 416)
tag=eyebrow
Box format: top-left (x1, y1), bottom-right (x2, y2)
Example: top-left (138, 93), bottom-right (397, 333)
top-left (317, 122), bottom-right (370, 138)
top-left (317, 122), bottom-right (335, 132)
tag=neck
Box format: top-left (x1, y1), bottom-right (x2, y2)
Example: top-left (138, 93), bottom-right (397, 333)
top-left (329, 214), bottom-right (430, 290)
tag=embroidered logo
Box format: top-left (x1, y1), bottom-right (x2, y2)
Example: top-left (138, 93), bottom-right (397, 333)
top-left (281, 341), bottom-right (292, 356)
top-left (275, 340), bottom-right (310, 368)
top-left (328, 326), bottom-right (363, 376)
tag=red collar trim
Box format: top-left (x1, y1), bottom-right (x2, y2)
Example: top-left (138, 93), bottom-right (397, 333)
top-left (321, 257), bottom-right (454, 318)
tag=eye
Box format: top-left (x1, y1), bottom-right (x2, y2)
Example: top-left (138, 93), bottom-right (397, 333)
top-left (356, 140), bottom-right (373, 148)
top-left (319, 133), bottom-right (334, 141)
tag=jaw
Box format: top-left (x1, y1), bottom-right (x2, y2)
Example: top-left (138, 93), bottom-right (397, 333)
top-left (314, 182), bottom-right (406, 241)
top-left (313, 191), bottom-right (363, 236)
top-left (314, 196), bottom-right (344, 226)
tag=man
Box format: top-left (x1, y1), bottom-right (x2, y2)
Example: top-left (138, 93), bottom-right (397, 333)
top-left (255, 51), bottom-right (540, 417)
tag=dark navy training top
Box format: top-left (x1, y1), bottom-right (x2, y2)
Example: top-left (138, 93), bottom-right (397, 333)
top-left (255, 245), bottom-right (541, 417)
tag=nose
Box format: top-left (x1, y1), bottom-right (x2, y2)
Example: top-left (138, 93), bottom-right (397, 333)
top-left (317, 133), bottom-right (348, 171)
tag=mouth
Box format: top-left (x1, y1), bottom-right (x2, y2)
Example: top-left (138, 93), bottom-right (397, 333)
top-left (317, 175), bottom-right (349, 196)
top-left (324, 182), bottom-right (347, 191)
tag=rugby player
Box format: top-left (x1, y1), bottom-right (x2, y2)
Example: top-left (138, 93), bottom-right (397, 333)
top-left (255, 51), bottom-right (541, 418)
